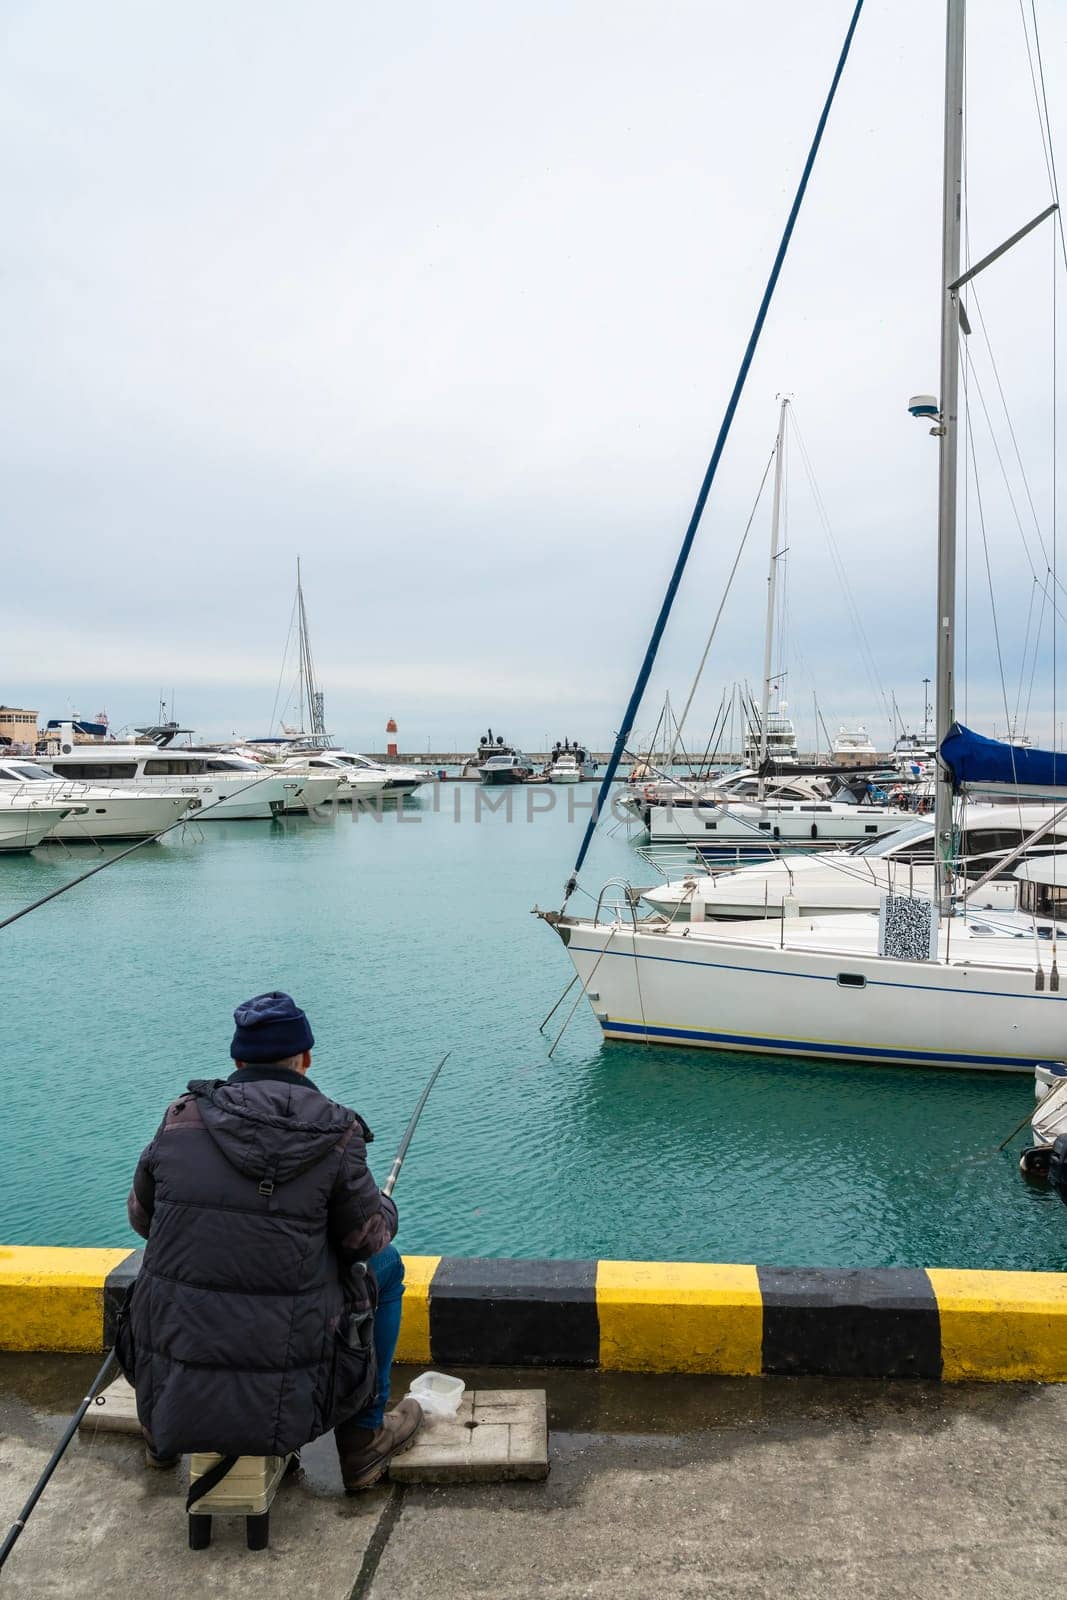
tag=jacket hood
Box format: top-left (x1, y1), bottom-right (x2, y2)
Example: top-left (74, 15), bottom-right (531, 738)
top-left (187, 1076), bottom-right (363, 1186)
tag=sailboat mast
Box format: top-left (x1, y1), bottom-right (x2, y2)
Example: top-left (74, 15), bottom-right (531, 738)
top-left (294, 557), bottom-right (328, 741)
top-left (296, 558), bottom-right (307, 734)
top-left (934, 0), bottom-right (965, 906)
top-left (758, 398), bottom-right (789, 798)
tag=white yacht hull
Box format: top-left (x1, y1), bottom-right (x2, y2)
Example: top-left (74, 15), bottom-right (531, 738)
top-left (190, 773), bottom-right (300, 820)
top-left (37, 790), bottom-right (194, 842)
top-left (646, 800), bottom-right (902, 852)
top-left (554, 917), bottom-right (1066, 1072)
top-left (334, 776), bottom-right (389, 805)
top-left (0, 801), bottom-right (75, 852)
top-left (278, 773), bottom-right (342, 813)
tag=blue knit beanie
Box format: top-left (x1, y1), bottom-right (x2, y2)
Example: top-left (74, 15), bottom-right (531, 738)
top-left (230, 992), bottom-right (315, 1063)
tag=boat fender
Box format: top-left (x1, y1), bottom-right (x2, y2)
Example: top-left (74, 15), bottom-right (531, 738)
top-left (1049, 1133), bottom-right (1067, 1203)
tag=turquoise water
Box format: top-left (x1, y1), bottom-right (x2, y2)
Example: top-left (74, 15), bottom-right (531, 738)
top-left (3, 783), bottom-right (1064, 1270)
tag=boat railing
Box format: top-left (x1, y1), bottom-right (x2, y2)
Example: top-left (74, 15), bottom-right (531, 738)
top-left (591, 876), bottom-right (645, 930)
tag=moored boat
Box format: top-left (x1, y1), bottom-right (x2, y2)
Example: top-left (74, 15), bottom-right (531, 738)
top-left (547, 742), bottom-right (598, 783)
top-left (639, 804), bottom-right (1067, 919)
top-left (0, 755), bottom-right (195, 841)
top-left (541, 0), bottom-right (1067, 1076)
top-left (41, 727), bottom-right (297, 820)
top-left (481, 751), bottom-right (536, 785)
top-left (0, 792), bottom-right (83, 853)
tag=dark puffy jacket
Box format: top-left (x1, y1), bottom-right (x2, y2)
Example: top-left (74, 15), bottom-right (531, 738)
top-left (117, 1066), bottom-right (397, 1458)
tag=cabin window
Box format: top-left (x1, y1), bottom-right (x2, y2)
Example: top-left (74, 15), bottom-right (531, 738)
top-left (758, 822), bottom-right (771, 831)
top-left (837, 972), bottom-right (867, 988)
top-left (143, 758), bottom-right (204, 775)
top-left (864, 824), bottom-right (879, 833)
top-left (53, 762), bottom-right (137, 780)
top-left (961, 829), bottom-right (1025, 859)
top-left (704, 821), bottom-right (717, 830)
top-left (890, 841), bottom-right (934, 863)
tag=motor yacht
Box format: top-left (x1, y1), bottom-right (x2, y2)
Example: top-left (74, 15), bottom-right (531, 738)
top-left (639, 806), bottom-right (1067, 920)
top-left (277, 752), bottom-right (389, 804)
top-left (832, 726), bottom-right (877, 760)
top-left (639, 768), bottom-right (903, 854)
top-left (321, 751), bottom-right (428, 798)
top-left (742, 710), bottom-right (799, 767)
top-left (481, 751), bottom-right (536, 785)
top-left (547, 743), bottom-right (598, 783)
top-left (0, 756), bottom-right (195, 842)
top-left (462, 731), bottom-right (522, 780)
top-left (41, 727), bottom-right (298, 821)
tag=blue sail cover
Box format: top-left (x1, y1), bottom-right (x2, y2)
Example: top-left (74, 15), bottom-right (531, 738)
top-left (940, 722), bottom-right (1067, 794)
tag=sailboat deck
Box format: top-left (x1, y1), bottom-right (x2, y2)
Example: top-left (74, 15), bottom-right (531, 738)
top-left (606, 909), bottom-right (1067, 975)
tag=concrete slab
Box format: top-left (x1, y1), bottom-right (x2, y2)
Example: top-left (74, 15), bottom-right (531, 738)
top-left (391, 1389), bottom-right (549, 1484)
top-left (369, 1366), bottom-right (1067, 1600)
top-left (0, 1355), bottom-right (388, 1599)
top-left (3, 1357), bottom-right (1066, 1600)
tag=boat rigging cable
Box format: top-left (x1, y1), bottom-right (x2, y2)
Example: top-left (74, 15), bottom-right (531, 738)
top-left (663, 448), bottom-right (776, 769)
top-left (561, 0), bottom-right (866, 907)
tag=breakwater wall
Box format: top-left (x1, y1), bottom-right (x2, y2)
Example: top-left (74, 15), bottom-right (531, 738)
top-left (2, 1249), bottom-right (1064, 1382)
top-left (365, 753), bottom-right (899, 767)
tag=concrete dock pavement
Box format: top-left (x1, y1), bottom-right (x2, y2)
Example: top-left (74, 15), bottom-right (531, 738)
top-left (1, 1355), bottom-right (1064, 1598)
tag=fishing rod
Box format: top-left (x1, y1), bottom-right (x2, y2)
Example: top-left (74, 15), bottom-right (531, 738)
top-left (0, 770), bottom-right (309, 936)
top-left (0, 1348), bottom-right (118, 1572)
top-left (382, 1052), bottom-right (451, 1197)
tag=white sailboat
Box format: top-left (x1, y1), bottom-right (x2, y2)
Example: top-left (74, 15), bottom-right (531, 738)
top-left (632, 404), bottom-right (901, 856)
top-left (545, 0), bottom-right (1067, 1074)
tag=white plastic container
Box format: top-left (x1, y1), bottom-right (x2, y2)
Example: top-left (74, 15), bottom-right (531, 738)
top-left (408, 1370), bottom-right (466, 1417)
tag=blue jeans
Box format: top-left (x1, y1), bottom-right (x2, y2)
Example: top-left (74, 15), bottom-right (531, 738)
top-left (345, 1244), bottom-right (405, 1432)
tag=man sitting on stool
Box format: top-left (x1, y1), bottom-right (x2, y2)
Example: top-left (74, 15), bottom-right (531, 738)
top-left (118, 991), bottom-right (423, 1491)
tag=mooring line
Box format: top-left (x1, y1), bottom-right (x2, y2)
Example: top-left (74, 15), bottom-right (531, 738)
top-left (538, 975), bottom-right (578, 1033)
top-left (548, 926), bottom-right (619, 1059)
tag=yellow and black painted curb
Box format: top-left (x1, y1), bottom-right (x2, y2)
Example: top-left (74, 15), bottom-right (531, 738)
top-left (2, 1248), bottom-right (1065, 1382)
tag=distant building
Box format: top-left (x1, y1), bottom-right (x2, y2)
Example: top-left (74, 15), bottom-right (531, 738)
top-left (0, 705), bottom-right (38, 748)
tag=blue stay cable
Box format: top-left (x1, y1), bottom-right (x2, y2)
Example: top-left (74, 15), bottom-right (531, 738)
top-left (564, 0), bottom-right (866, 905)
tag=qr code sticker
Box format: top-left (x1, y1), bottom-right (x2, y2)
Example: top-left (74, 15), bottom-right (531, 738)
top-left (878, 894), bottom-right (938, 961)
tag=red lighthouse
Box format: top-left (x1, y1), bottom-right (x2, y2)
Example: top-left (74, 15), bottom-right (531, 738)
top-left (386, 718), bottom-right (398, 758)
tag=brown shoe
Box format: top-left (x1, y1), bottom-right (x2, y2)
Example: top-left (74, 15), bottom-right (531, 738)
top-left (340, 1398), bottom-right (423, 1492)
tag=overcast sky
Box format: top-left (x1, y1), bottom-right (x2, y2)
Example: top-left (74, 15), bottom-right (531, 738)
top-left (3, 0), bottom-right (1067, 752)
